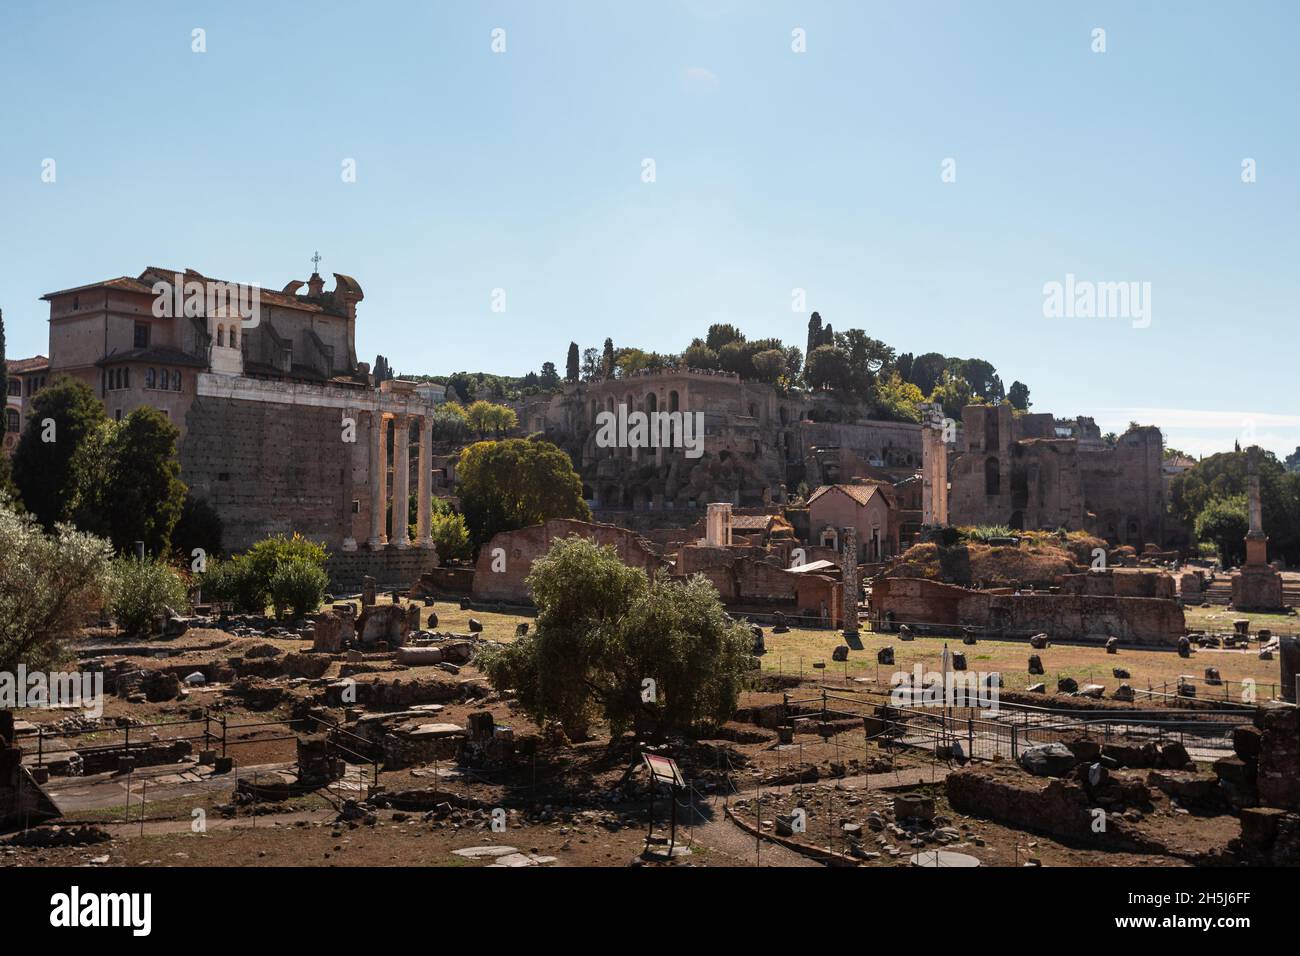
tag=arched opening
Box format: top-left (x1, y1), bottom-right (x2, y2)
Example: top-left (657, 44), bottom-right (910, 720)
top-left (669, 390), bottom-right (679, 412)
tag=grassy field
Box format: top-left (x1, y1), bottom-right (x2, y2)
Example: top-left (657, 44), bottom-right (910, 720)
top-left (757, 618), bottom-right (1290, 699)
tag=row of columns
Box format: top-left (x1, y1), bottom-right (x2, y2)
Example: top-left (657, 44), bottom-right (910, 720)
top-left (353, 410), bottom-right (436, 551)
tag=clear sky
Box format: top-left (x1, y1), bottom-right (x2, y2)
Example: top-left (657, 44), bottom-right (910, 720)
top-left (1, 1), bottom-right (1296, 458)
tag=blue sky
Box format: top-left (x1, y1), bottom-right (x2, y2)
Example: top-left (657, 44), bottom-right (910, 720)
top-left (1, 1), bottom-right (1296, 458)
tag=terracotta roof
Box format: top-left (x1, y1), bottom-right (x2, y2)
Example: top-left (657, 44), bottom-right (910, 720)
top-left (730, 514), bottom-right (779, 530)
top-left (807, 482), bottom-right (896, 508)
top-left (41, 276), bottom-right (155, 299)
top-left (43, 266), bottom-right (352, 315)
top-left (6, 355), bottom-right (49, 374)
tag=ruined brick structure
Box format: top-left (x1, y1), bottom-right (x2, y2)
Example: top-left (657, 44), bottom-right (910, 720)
top-left (522, 370), bottom-right (923, 519)
top-left (471, 518), bottom-right (660, 605)
top-left (870, 573), bottom-right (1185, 646)
top-left (949, 404), bottom-right (1167, 546)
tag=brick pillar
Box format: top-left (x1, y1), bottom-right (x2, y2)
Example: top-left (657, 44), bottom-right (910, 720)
top-left (368, 411), bottom-right (388, 549)
top-left (416, 414), bottom-right (434, 548)
top-left (392, 413), bottom-right (411, 548)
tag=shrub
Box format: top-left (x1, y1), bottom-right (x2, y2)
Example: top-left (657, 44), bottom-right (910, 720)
top-left (0, 494), bottom-right (113, 672)
top-left (430, 500), bottom-right (471, 560)
top-left (268, 558), bottom-right (329, 619)
top-left (244, 533), bottom-right (328, 582)
top-left (109, 556), bottom-right (189, 638)
top-left (200, 556), bottom-right (264, 613)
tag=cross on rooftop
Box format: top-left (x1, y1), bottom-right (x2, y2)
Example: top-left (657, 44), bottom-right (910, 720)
top-left (311, 251), bottom-right (322, 274)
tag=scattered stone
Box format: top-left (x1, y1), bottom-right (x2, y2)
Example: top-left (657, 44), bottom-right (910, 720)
top-left (1018, 742), bottom-right (1077, 777)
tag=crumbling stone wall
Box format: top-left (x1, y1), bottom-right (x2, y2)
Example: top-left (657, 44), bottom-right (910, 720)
top-left (472, 518), bottom-right (659, 604)
top-left (870, 576), bottom-right (1184, 645)
top-left (948, 404), bottom-right (1168, 547)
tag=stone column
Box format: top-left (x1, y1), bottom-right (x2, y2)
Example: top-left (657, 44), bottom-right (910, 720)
top-left (367, 411), bottom-right (388, 549)
top-left (392, 413), bottom-right (411, 548)
top-left (416, 413), bottom-right (434, 548)
top-left (705, 502), bottom-right (732, 547)
top-left (841, 526), bottom-right (859, 638)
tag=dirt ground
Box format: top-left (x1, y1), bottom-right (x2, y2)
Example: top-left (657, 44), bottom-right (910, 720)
top-left (1, 598), bottom-right (1277, 869)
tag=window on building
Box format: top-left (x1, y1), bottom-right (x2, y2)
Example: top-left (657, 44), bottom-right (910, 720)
top-left (5, 409), bottom-right (18, 432)
top-left (134, 322), bottom-right (150, 349)
top-left (6, 380), bottom-right (19, 397)
top-left (146, 368), bottom-right (156, 389)
top-left (173, 370), bottom-right (182, 391)
top-left (230, 326), bottom-right (238, 348)
top-left (114, 409), bottom-right (122, 421)
top-left (216, 325), bottom-right (225, 347)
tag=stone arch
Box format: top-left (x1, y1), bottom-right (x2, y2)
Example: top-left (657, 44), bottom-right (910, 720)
top-left (669, 390), bottom-right (680, 412)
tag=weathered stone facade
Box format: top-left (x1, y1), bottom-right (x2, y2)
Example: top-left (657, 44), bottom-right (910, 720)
top-left (42, 266), bottom-right (448, 583)
top-left (522, 370), bottom-right (923, 518)
top-left (949, 404), bottom-right (1167, 545)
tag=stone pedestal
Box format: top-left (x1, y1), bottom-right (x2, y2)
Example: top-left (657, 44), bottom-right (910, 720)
top-left (1232, 565), bottom-right (1284, 612)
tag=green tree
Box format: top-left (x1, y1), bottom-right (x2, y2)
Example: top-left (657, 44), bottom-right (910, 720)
top-left (601, 338), bottom-right (616, 379)
top-left (1194, 494), bottom-right (1249, 566)
top-left (466, 400), bottom-right (497, 438)
top-left (430, 402), bottom-right (470, 443)
top-left (873, 372), bottom-right (924, 423)
top-left (457, 438), bottom-right (591, 546)
top-left (1008, 380), bottom-right (1031, 410)
top-left (103, 406), bottom-right (187, 555)
top-left (805, 344), bottom-right (852, 392)
top-left (1171, 450), bottom-right (1300, 564)
top-left (835, 329), bottom-right (895, 396)
top-left (928, 369), bottom-right (974, 420)
top-left (0, 493), bottom-right (113, 672)
top-left (705, 323), bottom-right (744, 352)
top-left (109, 555), bottom-right (189, 637)
top-left (12, 376), bottom-right (106, 529)
top-left (751, 348), bottom-right (786, 384)
top-left (718, 340), bottom-right (754, 378)
top-left (682, 340), bottom-right (719, 370)
top-left (478, 536), bottom-right (753, 740)
top-left (805, 312), bottom-right (824, 362)
top-left (565, 342), bottom-right (580, 383)
top-left (949, 357), bottom-right (1004, 402)
top-left (906, 352), bottom-right (948, 396)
